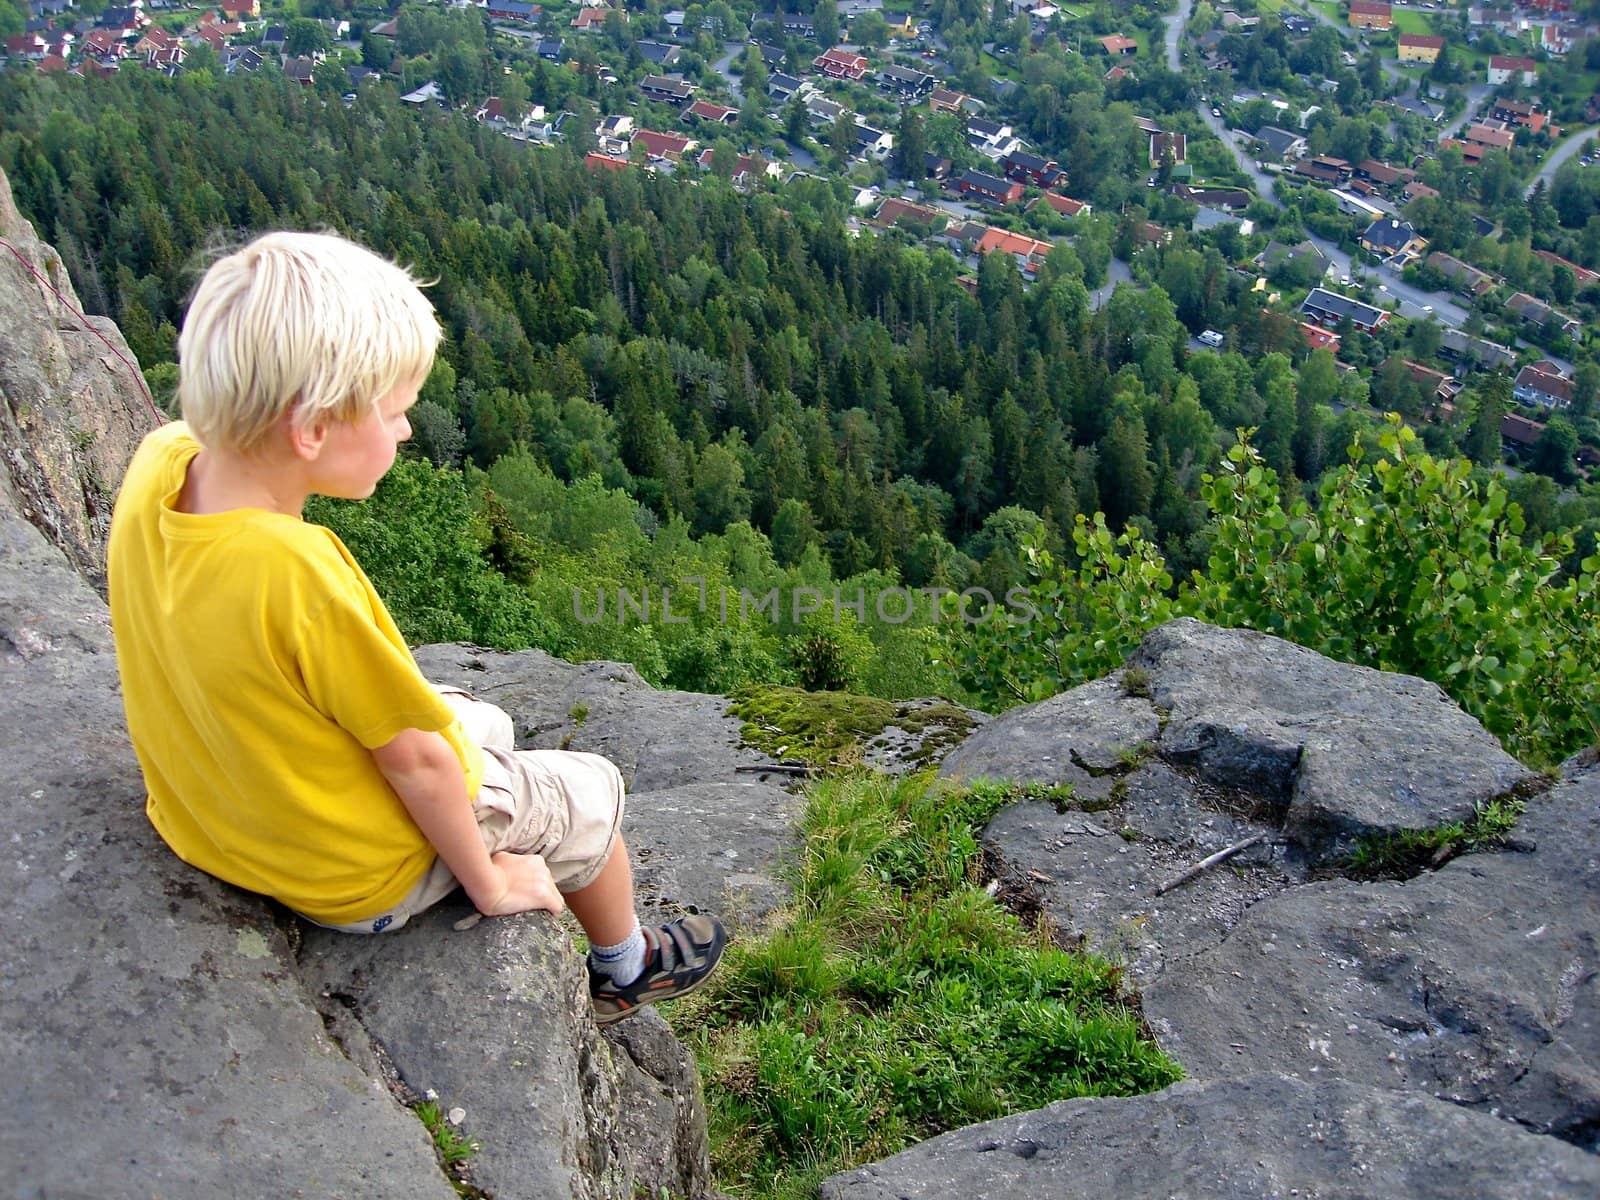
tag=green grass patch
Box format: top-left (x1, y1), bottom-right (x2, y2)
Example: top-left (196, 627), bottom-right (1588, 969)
top-left (729, 685), bottom-right (979, 771)
top-left (413, 1101), bottom-right (484, 1197)
top-left (1391, 9), bottom-right (1443, 35)
top-left (669, 774), bottom-right (1183, 1200)
top-left (1343, 793), bottom-right (1527, 879)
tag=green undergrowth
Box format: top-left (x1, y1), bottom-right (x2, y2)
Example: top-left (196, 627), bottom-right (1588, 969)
top-left (729, 685), bottom-right (979, 772)
top-left (1343, 793), bottom-right (1528, 879)
top-left (667, 774), bottom-right (1183, 1200)
top-left (413, 1101), bottom-right (484, 1197)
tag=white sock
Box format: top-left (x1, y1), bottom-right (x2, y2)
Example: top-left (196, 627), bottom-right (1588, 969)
top-left (588, 920), bottom-right (646, 984)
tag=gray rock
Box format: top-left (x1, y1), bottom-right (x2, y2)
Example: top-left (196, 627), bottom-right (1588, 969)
top-left (939, 674), bottom-right (1160, 806)
top-left (1144, 766), bottom-right (1600, 1148)
top-left (1132, 619), bottom-right (1535, 856)
top-left (626, 780), bottom-right (803, 928)
top-left (299, 908), bottom-right (710, 1200)
top-left (0, 165), bottom-right (157, 592)
top-left (983, 790), bottom-right (1289, 983)
top-left (0, 492), bottom-right (457, 1200)
top-left (820, 1074), bottom-right (1600, 1200)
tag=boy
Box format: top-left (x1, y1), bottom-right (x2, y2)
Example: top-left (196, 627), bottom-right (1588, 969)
top-left (107, 231), bottom-right (723, 1024)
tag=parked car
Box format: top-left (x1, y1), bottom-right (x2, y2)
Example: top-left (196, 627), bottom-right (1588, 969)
top-left (1198, 329), bottom-right (1225, 348)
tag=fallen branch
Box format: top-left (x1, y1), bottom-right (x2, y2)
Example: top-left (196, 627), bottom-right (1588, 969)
top-left (735, 763), bottom-right (816, 777)
top-left (1154, 832), bottom-right (1267, 897)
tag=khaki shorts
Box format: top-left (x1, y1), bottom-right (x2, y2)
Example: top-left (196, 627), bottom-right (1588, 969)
top-left (316, 688), bottom-right (624, 934)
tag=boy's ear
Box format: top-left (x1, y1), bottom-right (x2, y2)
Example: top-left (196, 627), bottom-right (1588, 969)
top-left (284, 404), bottom-right (328, 462)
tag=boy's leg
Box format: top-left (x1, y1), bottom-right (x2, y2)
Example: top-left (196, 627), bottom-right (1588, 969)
top-left (484, 748), bottom-right (726, 1023)
top-left (563, 832), bottom-right (638, 947)
top-left (434, 685), bottom-right (514, 751)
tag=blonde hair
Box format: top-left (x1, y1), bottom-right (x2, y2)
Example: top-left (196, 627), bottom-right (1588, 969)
top-left (177, 231), bottom-right (441, 452)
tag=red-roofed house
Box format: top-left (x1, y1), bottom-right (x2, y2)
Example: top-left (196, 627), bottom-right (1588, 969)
top-left (1032, 192), bottom-right (1092, 218)
top-left (1099, 34), bottom-right (1137, 55)
top-left (134, 26), bottom-right (177, 57)
top-left (585, 151), bottom-right (629, 171)
top-left (4, 33), bottom-right (47, 59)
top-left (872, 196), bottom-right (946, 228)
top-left (1149, 131), bottom-right (1186, 166)
top-left (82, 27), bottom-right (126, 57)
top-left (1349, 1), bottom-right (1392, 29)
top-left (1487, 55), bottom-right (1537, 85)
top-left (1300, 322), bottom-right (1342, 353)
top-left (695, 148), bottom-right (782, 186)
top-left (684, 99), bottom-right (737, 124)
top-left (814, 46), bottom-right (869, 79)
top-left (1464, 123), bottom-right (1515, 151)
top-left (572, 6), bottom-right (612, 29)
top-left (38, 53), bottom-right (68, 72)
top-left (1515, 363), bottom-right (1576, 409)
top-left (1397, 34), bottom-right (1444, 63)
top-left (1501, 411), bottom-right (1546, 448)
top-left (1533, 249), bottom-right (1599, 289)
top-left (632, 129), bottom-right (696, 161)
top-left (975, 226), bottom-right (1054, 275)
top-left (221, 0), bottom-right (259, 18)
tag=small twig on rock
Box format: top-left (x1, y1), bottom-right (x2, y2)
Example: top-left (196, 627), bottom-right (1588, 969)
top-left (735, 763), bottom-right (816, 777)
top-left (1153, 833), bottom-right (1267, 897)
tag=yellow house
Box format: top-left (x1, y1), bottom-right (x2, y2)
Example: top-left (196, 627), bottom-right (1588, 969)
top-left (1398, 34), bottom-right (1444, 63)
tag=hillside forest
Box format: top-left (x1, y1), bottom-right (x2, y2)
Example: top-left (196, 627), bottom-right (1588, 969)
top-left (1, 60), bottom-right (1596, 767)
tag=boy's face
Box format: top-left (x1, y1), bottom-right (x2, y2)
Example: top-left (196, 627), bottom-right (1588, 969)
top-left (310, 379), bottom-right (420, 500)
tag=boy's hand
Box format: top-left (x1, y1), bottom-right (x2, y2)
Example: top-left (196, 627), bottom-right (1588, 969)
top-left (475, 851), bottom-right (566, 919)
top-left (374, 727), bottom-right (564, 920)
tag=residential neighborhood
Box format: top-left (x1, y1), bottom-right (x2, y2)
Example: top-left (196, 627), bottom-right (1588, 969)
top-left (4, 0), bottom-right (1600, 459)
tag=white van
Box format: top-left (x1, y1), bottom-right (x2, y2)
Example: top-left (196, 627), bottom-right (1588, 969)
top-left (1198, 330), bottom-right (1225, 348)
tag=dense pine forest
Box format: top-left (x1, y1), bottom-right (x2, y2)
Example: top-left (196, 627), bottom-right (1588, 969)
top-left (2, 63), bottom-right (1596, 764)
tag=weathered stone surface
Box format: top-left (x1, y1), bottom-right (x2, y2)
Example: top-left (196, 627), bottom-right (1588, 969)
top-left (939, 674), bottom-right (1160, 805)
top-left (0, 166), bottom-right (157, 592)
top-left (1132, 619), bottom-right (1535, 855)
top-left (820, 1074), bottom-right (1600, 1200)
top-left (954, 617), bottom-right (1599, 1184)
top-left (1143, 765), bottom-right (1600, 1149)
top-left (0, 492), bottom-right (457, 1200)
top-left (626, 781), bottom-right (803, 928)
top-left (982, 792), bottom-right (1289, 982)
top-left (300, 907), bottom-right (710, 1200)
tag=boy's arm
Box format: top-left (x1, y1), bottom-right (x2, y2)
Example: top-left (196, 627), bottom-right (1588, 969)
top-left (372, 728), bottom-right (565, 919)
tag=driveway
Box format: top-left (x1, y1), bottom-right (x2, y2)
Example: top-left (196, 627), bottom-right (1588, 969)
top-left (1525, 127), bottom-right (1600, 198)
top-left (710, 41), bottom-right (745, 101)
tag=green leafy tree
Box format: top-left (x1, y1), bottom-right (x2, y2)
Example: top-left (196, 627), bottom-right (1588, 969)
top-left (813, 0), bottom-right (839, 50)
top-left (286, 18), bottom-right (332, 58)
top-left (894, 109), bottom-right (927, 181)
top-left (1466, 373), bottom-right (1510, 466)
top-left (950, 422), bottom-right (1600, 766)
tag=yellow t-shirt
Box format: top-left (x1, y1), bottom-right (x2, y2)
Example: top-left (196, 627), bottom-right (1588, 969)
top-left (107, 422), bottom-right (485, 924)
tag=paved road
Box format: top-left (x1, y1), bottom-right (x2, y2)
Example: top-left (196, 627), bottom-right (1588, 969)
top-left (1165, 0), bottom-right (1189, 71)
top-left (1090, 256), bottom-right (1134, 311)
top-left (1438, 84), bottom-right (1495, 140)
top-left (1525, 126), bottom-right (1600, 198)
top-left (711, 41), bottom-right (744, 101)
